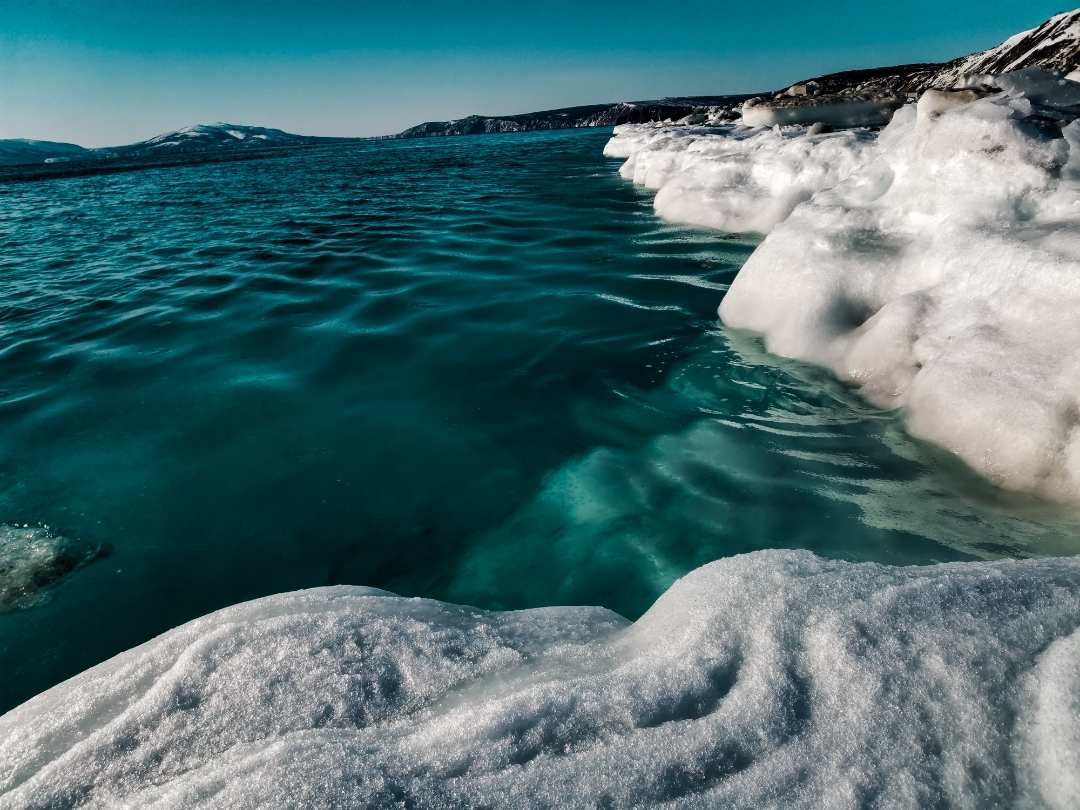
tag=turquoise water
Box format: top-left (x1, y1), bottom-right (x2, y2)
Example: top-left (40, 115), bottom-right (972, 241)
top-left (1, 127), bottom-right (1078, 714)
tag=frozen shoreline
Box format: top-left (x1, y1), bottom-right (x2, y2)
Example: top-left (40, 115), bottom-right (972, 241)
top-left (609, 69), bottom-right (1080, 504)
top-left (3, 550), bottom-right (1080, 808)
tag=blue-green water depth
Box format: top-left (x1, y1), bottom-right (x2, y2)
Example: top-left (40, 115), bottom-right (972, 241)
top-left (1, 128), bottom-right (1077, 714)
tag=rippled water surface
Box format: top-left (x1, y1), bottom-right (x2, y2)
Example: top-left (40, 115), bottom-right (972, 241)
top-left (1, 128), bottom-right (1078, 713)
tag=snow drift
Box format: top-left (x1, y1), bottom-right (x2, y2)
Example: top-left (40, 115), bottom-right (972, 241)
top-left (3, 550), bottom-right (1080, 809)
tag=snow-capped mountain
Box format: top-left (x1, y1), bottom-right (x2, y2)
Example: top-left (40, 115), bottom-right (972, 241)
top-left (93, 123), bottom-right (353, 158)
top-left (0, 139), bottom-right (89, 166)
top-left (936, 8), bottom-right (1080, 84)
top-left (796, 9), bottom-right (1080, 96)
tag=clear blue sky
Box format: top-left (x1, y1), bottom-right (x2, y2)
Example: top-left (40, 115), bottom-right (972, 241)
top-left (0, 1), bottom-right (1070, 147)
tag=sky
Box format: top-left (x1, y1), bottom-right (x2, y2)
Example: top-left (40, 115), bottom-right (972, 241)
top-left (0, 0), bottom-right (1071, 146)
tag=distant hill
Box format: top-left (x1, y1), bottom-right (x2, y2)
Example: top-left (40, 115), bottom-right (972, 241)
top-left (97, 123), bottom-right (355, 158)
top-left (389, 96), bottom-right (755, 139)
top-left (0, 124), bottom-right (357, 168)
top-left (0, 139), bottom-right (89, 167)
top-left (787, 9), bottom-right (1080, 96)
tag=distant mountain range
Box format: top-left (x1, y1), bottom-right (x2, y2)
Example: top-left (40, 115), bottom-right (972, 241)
top-left (387, 96), bottom-right (754, 139)
top-left (392, 8), bottom-right (1080, 137)
top-left (0, 139), bottom-right (91, 166)
top-left (0, 124), bottom-right (355, 167)
top-left (4, 9), bottom-right (1080, 165)
top-left (789, 8), bottom-right (1080, 97)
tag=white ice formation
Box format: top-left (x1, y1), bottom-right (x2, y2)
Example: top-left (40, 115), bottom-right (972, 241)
top-left (610, 68), bottom-right (1080, 502)
top-left (2, 550), bottom-right (1080, 809)
top-left (604, 123), bottom-right (878, 234)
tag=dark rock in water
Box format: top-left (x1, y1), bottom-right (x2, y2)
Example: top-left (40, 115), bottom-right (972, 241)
top-left (0, 525), bottom-right (108, 609)
top-left (390, 96), bottom-right (756, 139)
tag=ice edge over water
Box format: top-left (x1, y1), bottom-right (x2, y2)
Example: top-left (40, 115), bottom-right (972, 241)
top-left (611, 69), bottom-right (1080, 504)
top-left (3, 551), bottom-right (1080, 809)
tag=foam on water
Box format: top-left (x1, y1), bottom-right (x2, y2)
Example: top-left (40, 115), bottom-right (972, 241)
top-left (2, 550), bottom-right (1080, 808)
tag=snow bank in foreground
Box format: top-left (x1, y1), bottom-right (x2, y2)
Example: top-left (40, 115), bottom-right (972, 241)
top-left (605, 122), bottom-right (878, 234)
top-left (720, 75), bottom-right (1080, 501)
top-left (2, 551), bottom-right (1080, 809)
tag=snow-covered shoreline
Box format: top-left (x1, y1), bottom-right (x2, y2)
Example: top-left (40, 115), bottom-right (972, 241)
top-left (3, 550), bottom-right (1080, 809)
top-left (609, 68), bottom-right (1080, 504)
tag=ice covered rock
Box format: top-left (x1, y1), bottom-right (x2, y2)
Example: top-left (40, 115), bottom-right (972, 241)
top-left (605, 122), bottom-right (878, 233)
top-left (2, 550), bottom-right (1080, 808)
top-left (719, 81), bottom-right (1080, 501)
top-left (676, 113), bottom-right (709, 125)
top-left (995, 66), bottom-right (1080, 108)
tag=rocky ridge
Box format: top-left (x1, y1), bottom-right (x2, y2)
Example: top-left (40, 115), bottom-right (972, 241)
top-left (398, 9), bottom-right (1080, 137)
top-left (389, 97), bottom-right (752, 139)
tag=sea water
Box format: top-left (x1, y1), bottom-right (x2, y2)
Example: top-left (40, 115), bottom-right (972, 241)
top-left (1, 127), bottom-right (1078, 719)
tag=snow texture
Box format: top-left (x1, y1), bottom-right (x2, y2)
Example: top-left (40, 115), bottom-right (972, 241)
top-left (3, 550), bottom-right (1080, 809)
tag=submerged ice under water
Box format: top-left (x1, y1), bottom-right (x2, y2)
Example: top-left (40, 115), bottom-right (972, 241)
top-left (0, 128), bottom-right (1079, 724)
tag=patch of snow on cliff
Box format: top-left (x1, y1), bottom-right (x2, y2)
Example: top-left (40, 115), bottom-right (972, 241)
top-left (934, 9), bottom-right (1080, 86)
